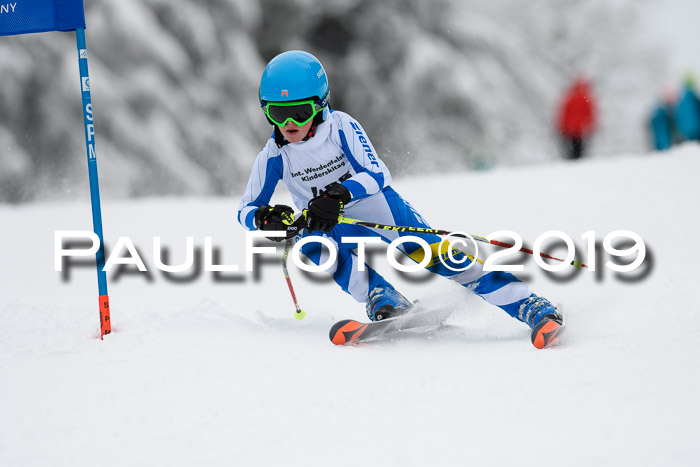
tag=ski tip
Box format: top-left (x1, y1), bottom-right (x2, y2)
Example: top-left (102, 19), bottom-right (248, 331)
top-left (531, 319), bottom-right (564, 349)
top-left (329, 319), bottom-right (366, 345)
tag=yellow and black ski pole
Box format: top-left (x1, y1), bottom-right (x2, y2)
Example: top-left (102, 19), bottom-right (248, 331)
top-left (336, 214), bottom-right (587, 270)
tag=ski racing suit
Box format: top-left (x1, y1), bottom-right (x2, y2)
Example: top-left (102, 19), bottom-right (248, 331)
top-left (237, 110), bottom-right (535, 322)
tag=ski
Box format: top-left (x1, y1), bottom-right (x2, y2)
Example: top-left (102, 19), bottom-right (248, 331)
top-left (530, 304), bottom-right (565, 349)
top-left (329, 307), bottom-right (454, 345)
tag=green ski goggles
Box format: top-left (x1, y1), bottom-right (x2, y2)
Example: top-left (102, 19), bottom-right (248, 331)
top-left (264, 100), bottom-right (323, 127)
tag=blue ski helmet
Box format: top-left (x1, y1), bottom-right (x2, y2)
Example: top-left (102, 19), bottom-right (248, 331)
top-left (259, 51), bottom-right (330, 119)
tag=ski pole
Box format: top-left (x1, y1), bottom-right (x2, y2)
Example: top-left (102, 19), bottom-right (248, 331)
top-left (282, 239), bottom-right (306, 320)
top-left (336, 214), bottom-right (587, 270)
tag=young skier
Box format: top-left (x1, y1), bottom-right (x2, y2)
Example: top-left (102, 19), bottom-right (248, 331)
top-left (237, 50), bottom-right (563, 348)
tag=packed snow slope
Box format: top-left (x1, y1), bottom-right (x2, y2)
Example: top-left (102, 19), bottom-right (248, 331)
top-left (1, 145), bottom-right (700, 466)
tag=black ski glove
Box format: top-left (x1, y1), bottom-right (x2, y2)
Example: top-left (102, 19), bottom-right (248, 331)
top-left (306, 183), bottom-right (351, 233)
top-left (254, 204), bottom-right (302, 241)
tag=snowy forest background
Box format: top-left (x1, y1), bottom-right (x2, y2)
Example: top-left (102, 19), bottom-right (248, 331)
top-left (0, 0), bottom-right (677, 202)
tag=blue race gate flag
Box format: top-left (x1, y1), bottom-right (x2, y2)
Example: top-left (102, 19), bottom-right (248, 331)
top-left (0, 0), bottom-right (85, 36)
top-left (1, 0), bottom-right (113, 338)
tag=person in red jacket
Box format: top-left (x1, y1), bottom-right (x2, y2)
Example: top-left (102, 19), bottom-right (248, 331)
top-left (557, 78), bottom-right (597, 160)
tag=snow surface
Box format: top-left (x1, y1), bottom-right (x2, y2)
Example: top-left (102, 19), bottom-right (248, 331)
top-left (2, 146), bottom-right (700, 466)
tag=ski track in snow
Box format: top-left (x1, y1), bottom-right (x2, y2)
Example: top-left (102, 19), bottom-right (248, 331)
top-left (2, 146), bottom-right (700, 466)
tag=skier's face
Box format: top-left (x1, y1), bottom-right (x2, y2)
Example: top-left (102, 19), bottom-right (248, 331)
top-left (279, 119), bottom-right (313, 143)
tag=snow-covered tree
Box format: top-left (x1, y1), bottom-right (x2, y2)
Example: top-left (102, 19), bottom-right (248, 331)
top-left (0, 0), bottom-right (666, 202)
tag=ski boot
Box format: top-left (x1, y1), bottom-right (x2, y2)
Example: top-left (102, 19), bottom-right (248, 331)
top-left (366, 285), bottom-right (412, 322)
top-left (519, 295), bottom-right (564, 349)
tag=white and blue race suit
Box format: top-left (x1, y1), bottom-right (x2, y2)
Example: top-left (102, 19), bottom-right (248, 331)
top-left (238, 110), bottom-right (534, 321)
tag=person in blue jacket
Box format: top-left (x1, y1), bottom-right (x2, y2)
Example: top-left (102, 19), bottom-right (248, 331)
top-left (237, 51), bottom-right (562, 348)
top-left (675, 76), bottom-right (700, 142)
top-left (649, 97), bottom-right (674, 151)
